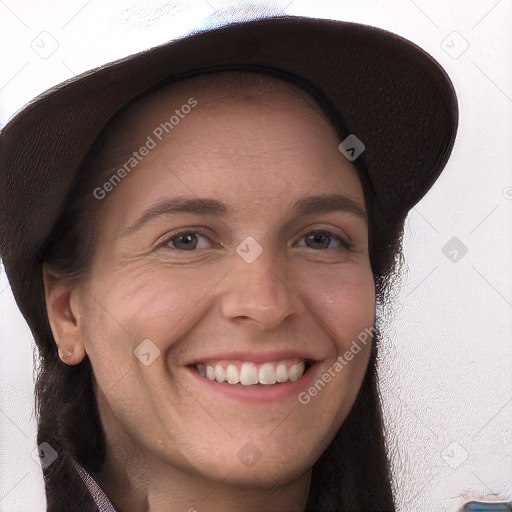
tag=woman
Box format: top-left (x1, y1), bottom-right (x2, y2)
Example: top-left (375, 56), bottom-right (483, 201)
top-left (0, 13), bottom-right (457, 512)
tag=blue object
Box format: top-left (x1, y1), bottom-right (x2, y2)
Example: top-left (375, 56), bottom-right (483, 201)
top-left (461, 501), bottom-right (512, 512)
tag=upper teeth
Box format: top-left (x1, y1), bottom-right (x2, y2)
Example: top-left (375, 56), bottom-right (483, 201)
top-left (194, 359), bottom-right (306, 386)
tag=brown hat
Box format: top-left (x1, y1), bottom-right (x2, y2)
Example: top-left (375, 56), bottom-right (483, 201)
top-left (0, 14), bottom-right (458, 349)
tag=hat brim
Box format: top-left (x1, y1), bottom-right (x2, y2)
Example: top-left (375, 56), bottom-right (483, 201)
top-left (0, 15), bottom-right (457, 342)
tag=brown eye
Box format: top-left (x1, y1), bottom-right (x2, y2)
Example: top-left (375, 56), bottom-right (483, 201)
top-left (296, 230), bottom-right (351, 251)
top-left (164, 231), bottom-right (213, 251)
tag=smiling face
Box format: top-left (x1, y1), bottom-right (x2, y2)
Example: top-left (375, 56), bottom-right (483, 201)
top-left (44, 71), bottom-right (375, 504)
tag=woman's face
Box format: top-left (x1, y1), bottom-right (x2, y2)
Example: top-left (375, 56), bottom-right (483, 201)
top-left (58, 76), bottom-right (375, 489)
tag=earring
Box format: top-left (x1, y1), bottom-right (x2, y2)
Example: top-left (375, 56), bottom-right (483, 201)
top-left (57, 339), bottom-right (85, 366)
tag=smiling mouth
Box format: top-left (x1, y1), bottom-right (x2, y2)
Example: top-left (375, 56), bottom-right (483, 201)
top-left (191, 358), bottom-right (315, 386)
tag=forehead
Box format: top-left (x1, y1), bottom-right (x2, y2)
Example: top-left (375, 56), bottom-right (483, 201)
top-left (111, 70), bottom-right (333, 141)
top-left (91, 70), bottom-right (366, 226)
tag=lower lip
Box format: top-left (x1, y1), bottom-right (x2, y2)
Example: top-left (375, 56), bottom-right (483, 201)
top-left (185, 363), bottom-right (320, 404)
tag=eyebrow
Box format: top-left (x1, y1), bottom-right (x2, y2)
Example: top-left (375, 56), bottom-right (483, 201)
top-left (119, 193), bottom-right (367, 238)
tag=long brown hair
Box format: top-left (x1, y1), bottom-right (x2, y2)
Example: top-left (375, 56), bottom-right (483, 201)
top-left (37, 70), bottom-right (401, 511)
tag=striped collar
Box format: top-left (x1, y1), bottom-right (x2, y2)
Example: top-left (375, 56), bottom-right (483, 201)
top-left (71, 458), bottom-right (118, 512)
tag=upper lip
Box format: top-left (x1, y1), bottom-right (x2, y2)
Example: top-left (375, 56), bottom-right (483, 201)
top-left (186, 350), bottom-right (319, 366)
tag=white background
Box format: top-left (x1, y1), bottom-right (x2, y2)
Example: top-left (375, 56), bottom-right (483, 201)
top-left (0, 1), bottom-right (511, 511)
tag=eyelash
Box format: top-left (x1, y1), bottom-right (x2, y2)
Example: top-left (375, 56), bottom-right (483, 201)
top-left (159, 229), bottom-right (353, 252)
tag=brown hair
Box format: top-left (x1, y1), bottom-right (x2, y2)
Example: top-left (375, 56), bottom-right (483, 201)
top-left (37, 70), bottom-right (401, 511)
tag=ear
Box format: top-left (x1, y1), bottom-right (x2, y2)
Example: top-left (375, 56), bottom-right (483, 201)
top-left (42, 263), bottom-right (86, 365)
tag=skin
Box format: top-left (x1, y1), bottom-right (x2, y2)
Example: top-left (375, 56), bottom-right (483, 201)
top-left (43, 74), bottom-right (375, 512)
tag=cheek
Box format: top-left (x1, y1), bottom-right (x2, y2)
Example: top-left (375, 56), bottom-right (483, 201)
top-left (78, 261), bottom-right (223, 371)
top-left (299, 265), bottom-right (375, 403)
top-left (303, 264), bottom-right (375, 347)
top-left (286, 265), bottom-right (375, 451)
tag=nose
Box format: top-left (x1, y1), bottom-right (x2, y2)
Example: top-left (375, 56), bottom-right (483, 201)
top-left (220, 248), bottom-right (305, 330)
